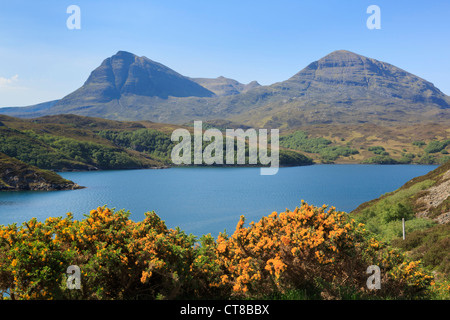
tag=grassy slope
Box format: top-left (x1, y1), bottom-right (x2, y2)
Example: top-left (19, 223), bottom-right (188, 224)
top-left (276, 123), bottom-right (450, 164)
top-left (352, 160), bottom-right (450, 216)
top-left (351, 160), bottom-right (450, 279)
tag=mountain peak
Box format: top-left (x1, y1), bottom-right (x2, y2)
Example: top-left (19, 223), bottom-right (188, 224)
top-left (109, 51), bottom-right (139, 65)
top-left (114, 50), bottom-right (136, 57)
top-left (318, 50), bottom-right (371, 63)
top-left (322, 49), bottom-right (359, 57)
top-left (326, 49), bottom-right (360, 55)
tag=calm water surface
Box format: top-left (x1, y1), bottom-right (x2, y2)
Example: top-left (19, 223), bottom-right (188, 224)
top-left (0, 165), bottom-right (437, 237)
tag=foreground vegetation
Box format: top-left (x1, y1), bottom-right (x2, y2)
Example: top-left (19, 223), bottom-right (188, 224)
top-left (352, 160), bottom-right (450, 282)
top-left (0, 202), bottom-right (448, 300)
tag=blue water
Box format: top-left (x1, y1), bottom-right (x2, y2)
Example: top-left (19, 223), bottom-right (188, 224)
top-left (0, 165), bottom-right (437, 237)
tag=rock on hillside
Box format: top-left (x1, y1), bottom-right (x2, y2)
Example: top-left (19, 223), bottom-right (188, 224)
top-left (413, 163), bottom-right (450, 224)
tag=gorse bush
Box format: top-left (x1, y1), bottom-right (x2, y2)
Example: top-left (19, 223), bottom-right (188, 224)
top-left (213, 202), bottom-right (439, 299)
top-left (391, 224), bottom-right (450, 282)
top-left (0, 202), bottom-right (447, 300)
top-left (0, 207), bottom-right (212, 300)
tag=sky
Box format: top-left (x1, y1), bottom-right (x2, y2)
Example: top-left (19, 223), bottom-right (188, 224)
top-left (0, 0), bottom-right (449, 107)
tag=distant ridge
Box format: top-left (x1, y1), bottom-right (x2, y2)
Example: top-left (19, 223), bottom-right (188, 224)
top-left (190, 76), bottom-right (261, 96)
top-left (0, 100), bottom-right (59, 118)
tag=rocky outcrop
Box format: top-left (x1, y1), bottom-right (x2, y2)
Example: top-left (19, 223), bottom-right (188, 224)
top-left (0, 153), bottom-right (83, 191)
top-left (415, 167), bottom-right (450, 224)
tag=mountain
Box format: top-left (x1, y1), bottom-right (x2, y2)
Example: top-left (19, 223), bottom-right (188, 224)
top-left (287, 50), bottom-right (449, 108)
top-left (190, 76), bottom-right (260, 96)
top-left (0, 152), bottom-right (82, 191)
top-left (1, 50), bottom-right (449, 126)
top-left (33, 51), bottom-right (215, 119)
top-left (226, 50), bottom-right (450, 128)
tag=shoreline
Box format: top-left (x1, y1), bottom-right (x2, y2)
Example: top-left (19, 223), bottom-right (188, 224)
top-left (51, 161), bottom-right (441, 173)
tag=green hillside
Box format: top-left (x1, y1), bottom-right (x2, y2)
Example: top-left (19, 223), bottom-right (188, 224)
top-left (0, 152), bottom-right (81, 191)
top-left (275, 123), bottom-right (450, 165)
top-left (0, 114), bottom-right (313, 173)
top-left (351, 160), bottom-right (450, 280)
top-left (0, 115), bottom-right (163, 171)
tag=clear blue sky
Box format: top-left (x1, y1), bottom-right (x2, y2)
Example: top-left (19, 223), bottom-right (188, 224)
top-left (0, 0), bottom-right (449, 107)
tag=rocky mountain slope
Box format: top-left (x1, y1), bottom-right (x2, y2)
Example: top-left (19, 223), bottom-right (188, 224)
top-left (407, 161), bottom-right (450, 224)
top-left (1, 50), bottom-right (449, 127)
top-left (228, 50), bottom-right (450, 128)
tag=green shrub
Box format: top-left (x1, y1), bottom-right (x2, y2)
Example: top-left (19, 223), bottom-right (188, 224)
top-left (424, 140), bottom-right (450, 154)
top-left (412, 141), bottom-right (426, 148)
top-left (391, 224), bottom-right (450, 280)
top-left (362, 155), bottom-right (399, 164)
top-left (279, 131), bottom-right (358, 162)
top-left (382, 203), bottom-right (414, 223)
top-left (368, 146), bottom-right (386, 155)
